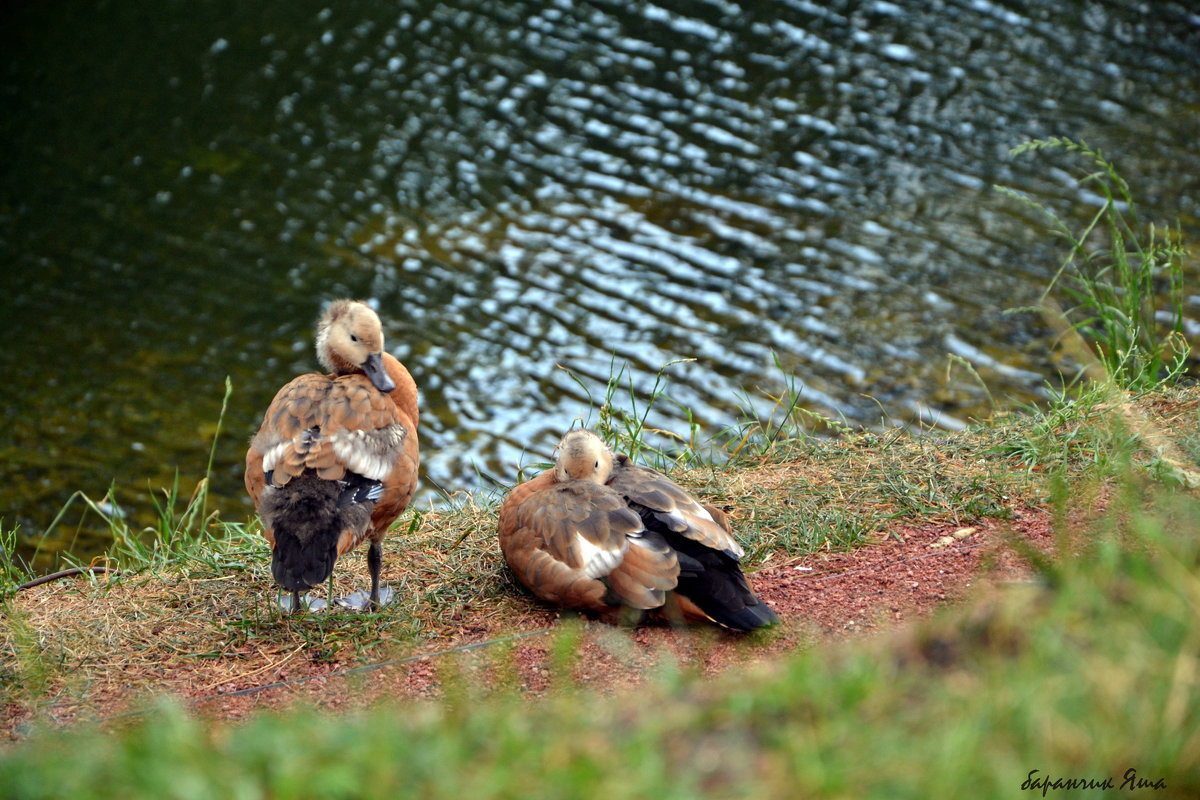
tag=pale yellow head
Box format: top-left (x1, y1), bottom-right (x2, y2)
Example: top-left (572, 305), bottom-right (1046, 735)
top-left (554, 429), bottom-right (613, 483)
top-left (315, 299), bottom-right (396, 392)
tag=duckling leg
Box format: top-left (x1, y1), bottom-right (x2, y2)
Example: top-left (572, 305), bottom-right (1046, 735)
top-left (331, 543), bottom-right (392, 612)
top-left (367, 539), bottom-right (383, 609)
top-left (291, 588), bottom-right (302, 614)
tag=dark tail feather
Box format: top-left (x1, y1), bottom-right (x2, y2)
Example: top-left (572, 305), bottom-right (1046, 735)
top-left (262, 472), bottom-right (375, 593)
top-left (337, 473), bottom-right (384, 507)
top-left (672, 543), bottom-right (779, 632)
top-left (271, 525), bottom-right (340, 592)
top-left (266, 482), bottom-right (343, 592)
top-left (698, 592), bottom-right (779, 632)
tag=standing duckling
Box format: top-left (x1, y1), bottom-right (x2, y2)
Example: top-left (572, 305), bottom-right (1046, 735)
top-left (498, 429), bottom-right (777, 631)
top-left (245, 300), bottom-right (420, 612)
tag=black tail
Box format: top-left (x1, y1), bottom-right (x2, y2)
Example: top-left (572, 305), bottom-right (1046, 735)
top-left (667, 533), bottom-right (779, 632)
top-left (261, 471), bottom-right (376, 593)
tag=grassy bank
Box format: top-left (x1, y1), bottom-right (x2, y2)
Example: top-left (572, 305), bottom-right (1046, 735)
top-left (0, 374), bottom-right (1114, 719)
top-left (2, 382), bottom-right (1199, 798)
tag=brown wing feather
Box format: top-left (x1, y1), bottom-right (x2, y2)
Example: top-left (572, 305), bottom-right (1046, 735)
top-left (540, 485), bottom-right (635, 569)
top-left (499, 471), bottom-right (609, 610)
top-left (250, 374), bottom-right (410, 487)
top-left (605, 533), bottom-right (679, 609)
top-left (608, 454), bottom-right (744, 557)
top-left (499, 471), bottom-right (668, 611)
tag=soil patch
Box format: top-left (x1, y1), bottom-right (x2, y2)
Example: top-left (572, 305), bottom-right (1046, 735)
top-left (2, 503), bottom-right (1057, 738)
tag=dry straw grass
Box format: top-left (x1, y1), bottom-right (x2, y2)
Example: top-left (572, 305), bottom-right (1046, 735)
top-left (1, 498), bottom-right (523, 725)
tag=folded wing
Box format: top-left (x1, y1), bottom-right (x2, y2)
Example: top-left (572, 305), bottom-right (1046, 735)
top-left (499, 476), bottom-right (679, 612)
top-left (608, 454), bottom-right (743, 558)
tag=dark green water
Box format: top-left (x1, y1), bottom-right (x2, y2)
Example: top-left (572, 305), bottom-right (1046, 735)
top-left (2, 0), bottom-right (1198, 568)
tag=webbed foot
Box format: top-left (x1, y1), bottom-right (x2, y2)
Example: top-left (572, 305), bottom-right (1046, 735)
top-left (278, 592), bottom-right (329, 612)
top-left (333, 585), bottom-right (394, 611)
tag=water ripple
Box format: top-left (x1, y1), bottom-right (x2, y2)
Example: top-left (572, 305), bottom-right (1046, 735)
top-left (2, 0), bottom-right (1198, 562)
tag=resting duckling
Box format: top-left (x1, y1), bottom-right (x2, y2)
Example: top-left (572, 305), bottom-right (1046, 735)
top-left (498, 429), bottom-right (777, 631)
top-left (245, 299), bottom-right (420, 612)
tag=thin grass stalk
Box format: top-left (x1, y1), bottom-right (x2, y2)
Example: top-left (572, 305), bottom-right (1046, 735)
top-left (0, 524), bottom-right (35, 595)
top-left (999, 137), bottom-right (1190, 392)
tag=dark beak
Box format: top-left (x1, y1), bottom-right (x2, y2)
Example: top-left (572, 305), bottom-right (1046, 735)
top-left (362, 352), bottom-right (396, 393)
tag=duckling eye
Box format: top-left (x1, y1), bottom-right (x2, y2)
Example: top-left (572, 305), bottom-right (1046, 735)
top-left (594, 460), bottom-right (599, 470)
top-left (350, 334), bottom-right (359, 343)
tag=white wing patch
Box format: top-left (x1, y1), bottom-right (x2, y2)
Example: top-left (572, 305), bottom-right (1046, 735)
top-left (658, 509), bottom-right (690, 532)
top-left (259, 425), bottom-right (406, 482)
top-left (329, 426), bottom-right (407, 481)
top-left (696, 503), bottom-right (746, 558)
top-left (575, 532), bottom-right (626, 579)
top-left (261, 441), bottom-right (289, 475)
top-left (668, 500), bottom-right (746, 558)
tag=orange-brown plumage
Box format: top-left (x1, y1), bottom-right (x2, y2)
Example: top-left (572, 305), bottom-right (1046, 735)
top-left (245, 300), bottom-right (419, 611)
top-left (497, 430), bottom-right (777, 631)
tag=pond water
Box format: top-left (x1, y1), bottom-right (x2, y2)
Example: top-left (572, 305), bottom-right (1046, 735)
top-left (2, 0), bottom-right (1198, 568)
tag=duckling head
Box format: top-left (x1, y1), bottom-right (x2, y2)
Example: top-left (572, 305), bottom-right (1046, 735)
top-left (315, 299), bottom-right (396, 393)
top-left (554, 429), bottom-right (613, 484)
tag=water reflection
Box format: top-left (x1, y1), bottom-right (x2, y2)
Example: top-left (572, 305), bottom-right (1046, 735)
top-left (2, 0), bottom-right (1197, 567)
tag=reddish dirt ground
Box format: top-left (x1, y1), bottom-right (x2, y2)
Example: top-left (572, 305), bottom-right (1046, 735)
top-left (4, 504), bottom-right (1056, 736)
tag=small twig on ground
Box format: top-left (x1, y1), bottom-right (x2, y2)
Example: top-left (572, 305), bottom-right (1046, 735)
top-left (17, 566), bottom-right (122, 592)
